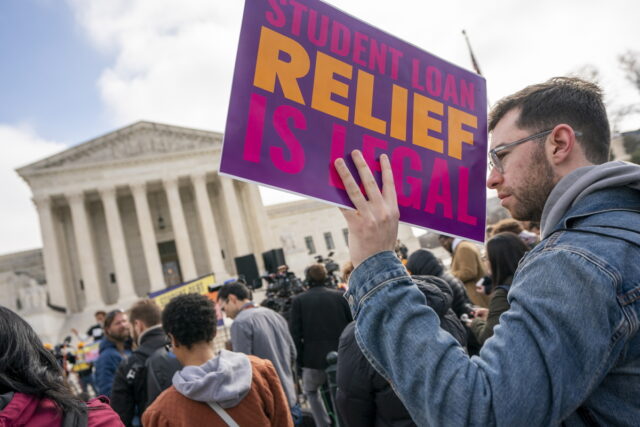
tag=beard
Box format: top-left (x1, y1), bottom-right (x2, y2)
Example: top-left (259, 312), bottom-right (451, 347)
top-left (506, 147), bottom-right (556, 222)
top-left (108, 328), bottom-right (131, 343)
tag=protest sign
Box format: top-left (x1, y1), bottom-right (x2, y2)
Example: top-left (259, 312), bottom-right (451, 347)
top-left (221, 0), bottom-right (487, 242)
top-left (148, 273), bottom-right (216, 309)
top-left (148, 273), bottom-right (226, 326)
top-left (83, 342), bottom-right (100, 363)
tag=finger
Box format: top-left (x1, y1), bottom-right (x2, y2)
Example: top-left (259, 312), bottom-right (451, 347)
top-left (351, 150), bottom-right (383, 203)
top-left (380, 154), bottom-right (397, 204)
top-left (338, 206), bottom-right (359, 222)
top-left (334, 157), bottom-right (370, 212)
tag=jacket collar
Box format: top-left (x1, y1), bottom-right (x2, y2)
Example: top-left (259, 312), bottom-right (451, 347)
top-left (549, 186), bottom-right (640, 236)
top-left (138, 324), bottom-right (163, 347)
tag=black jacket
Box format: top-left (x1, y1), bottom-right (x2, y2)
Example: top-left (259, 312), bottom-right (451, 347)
top-left (336, 276), bottom-right (466, 427)
top-left (289, 285), bottom-right (353, 370)
top-left (110, 326), bottom-right (171, 426)
top-left (439, 271), bottom-right (474, 317)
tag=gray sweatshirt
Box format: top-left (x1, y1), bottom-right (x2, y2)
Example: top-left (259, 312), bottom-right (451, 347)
top-left (540, 161), bottom-right (640, 238)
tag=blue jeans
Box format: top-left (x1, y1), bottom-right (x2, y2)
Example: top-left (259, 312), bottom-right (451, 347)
top-left (290, 403), bottom-right (302, 426)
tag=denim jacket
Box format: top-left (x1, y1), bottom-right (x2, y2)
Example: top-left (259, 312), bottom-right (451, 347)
top-left (345, 187), bottom-right (640, 426)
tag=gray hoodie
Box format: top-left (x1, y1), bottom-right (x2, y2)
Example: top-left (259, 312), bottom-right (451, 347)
top-left (172, 349), bottom-right (253, 409)
top-left (540, 161), bottom-right (640, 238)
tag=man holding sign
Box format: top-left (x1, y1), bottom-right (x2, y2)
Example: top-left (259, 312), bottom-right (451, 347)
top-left (335, 77), bottom-right (640, 425)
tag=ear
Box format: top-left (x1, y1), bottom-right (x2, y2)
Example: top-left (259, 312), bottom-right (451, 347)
top-left (168, 333), bottom-right (179, 348)
top-left (227, 294), bottom-right (238, 304)
top-left (547, 125), bottom-right (579, 166)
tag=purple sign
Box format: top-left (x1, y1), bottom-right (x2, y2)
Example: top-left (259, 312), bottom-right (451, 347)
top-left (221, 0), bottom-right (487, 242)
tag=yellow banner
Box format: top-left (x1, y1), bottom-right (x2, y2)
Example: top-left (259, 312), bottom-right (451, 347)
top-left (149, 274), bottom-right (216, 309)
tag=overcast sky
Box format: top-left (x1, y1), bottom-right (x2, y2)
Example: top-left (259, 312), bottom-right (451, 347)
top-left (1, 0), bottom-right (639, 255)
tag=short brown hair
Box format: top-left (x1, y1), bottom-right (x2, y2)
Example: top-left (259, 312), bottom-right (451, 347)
top-left (307, 264), bottom-right (327, 286)
top-left (489, 77), bottom-right (610, 164)
top-left (129, 299), bottom-right (161, 328)
top-left (491, 218), bottom-right (523, 236)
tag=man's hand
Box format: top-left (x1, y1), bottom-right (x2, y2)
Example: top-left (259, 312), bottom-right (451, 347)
top-left (334, 150), bottom-right (399, 267)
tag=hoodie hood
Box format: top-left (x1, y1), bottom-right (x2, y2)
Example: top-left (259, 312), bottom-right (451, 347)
top-left (540, 161), bottom-right (640, 239)
top-left (172, 350), bottom-right (252, 409)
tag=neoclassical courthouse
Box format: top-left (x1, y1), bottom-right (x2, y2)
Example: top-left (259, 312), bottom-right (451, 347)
top-left (3, 121), bottom-right (418, 342)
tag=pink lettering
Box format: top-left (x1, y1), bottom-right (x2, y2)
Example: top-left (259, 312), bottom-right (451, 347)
top-left (424, 157), bottom-right (453, 218)
top-left (271, 104), bottom-right (306, 174)
top-left (392, 146), bottom-right (422, 209)
top-left (456, 166), bottom-right (477, 225)
top-left (243, 93), bottom-right (267, 163)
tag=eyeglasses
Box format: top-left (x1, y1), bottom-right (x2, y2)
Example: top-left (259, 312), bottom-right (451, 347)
top-left (488, 129), bottom-right (553, 174)
top-left (488, 129), bottom-right (583, 173)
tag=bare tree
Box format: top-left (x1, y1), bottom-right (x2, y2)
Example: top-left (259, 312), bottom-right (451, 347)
top-left (619, 50), bottom-right (640, 93)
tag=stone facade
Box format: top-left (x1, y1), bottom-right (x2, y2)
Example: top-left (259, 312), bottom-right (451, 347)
top-left (16, 121), bottom-right (272, 319)
top-left (9, 120), bottom-right (422, 341)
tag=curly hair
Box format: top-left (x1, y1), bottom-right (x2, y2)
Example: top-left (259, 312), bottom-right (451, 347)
top-left (162, 294), bottom-right (217, 349)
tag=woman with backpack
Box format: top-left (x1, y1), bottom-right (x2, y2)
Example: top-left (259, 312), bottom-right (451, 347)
top-left (0, 306), bottom-right (124, 426)
top-left (470, 232), bottom-right (529, 346)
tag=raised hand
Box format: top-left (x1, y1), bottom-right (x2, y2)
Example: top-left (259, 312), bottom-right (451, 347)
top-left (334, 150), bottom-right (400, 267)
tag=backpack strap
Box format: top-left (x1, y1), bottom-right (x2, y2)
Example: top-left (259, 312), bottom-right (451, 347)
top-left (206, 401), bottom-right (239, 427)
top-left (62, 405), bottom-right (88, 427)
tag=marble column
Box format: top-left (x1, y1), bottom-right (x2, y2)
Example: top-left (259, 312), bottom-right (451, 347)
top-left (191, 173), bottom-right (229, 281)
top-left (164, 178), bottom-right (197, 281)
top-left (242, 182), bottom-right (272, 255)
top-left (33, 196), bottom-right (77, 311)
top-left (130, 182), bottom-right (165, 292)
top-left (99, 187), bottom-right (137, 300)
top-left (67, 191), bottom-right (103, 307)
top-left (219, 176), bottom-right (251, 257)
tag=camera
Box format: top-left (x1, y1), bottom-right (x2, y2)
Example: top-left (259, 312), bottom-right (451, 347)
top-left (260, 265), bottom-right (305, 320)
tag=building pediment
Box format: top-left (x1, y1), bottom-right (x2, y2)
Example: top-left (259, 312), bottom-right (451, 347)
top-left (17, 121), bottom-right (223, 176)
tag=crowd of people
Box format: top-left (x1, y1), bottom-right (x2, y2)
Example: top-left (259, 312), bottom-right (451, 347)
top-left (1, 76), bottom-right (638, 426)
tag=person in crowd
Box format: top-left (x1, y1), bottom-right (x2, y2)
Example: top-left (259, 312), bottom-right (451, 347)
top-left (95, 309), bottom-right (132, 398)
top-left (0, 306), bottom-right (124, 426)
top-left (289, 264), bottom-right (352, 427)
top-left (337, 275), bottom-right (466, 426)
top-left (72, 310), bottom-right (107, 343)
top-left (470, 232), bottom-right (529, 345)
top-left (491, 218), bottom-right (539, 248)
top-left (72, 341), bottom-right (97, 399)
top-left (111, 299), bottom-right (180, 426)
top-left (406, 248), bottom-right (481, 355)
top-left (394, 239), bottom-right (409, 261)
top-left (142, 293), bottom-right (292, 426)
top-left (341, 261), bottom-right (354, 285)
top-left (438, 235), bottom-right (490, 308)
top-left (406, 248), bottom-right (475, 319)
top-left (333, 77), bottom-right (640, 424)
top-left (217, 280), bottom-right (300, 423)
